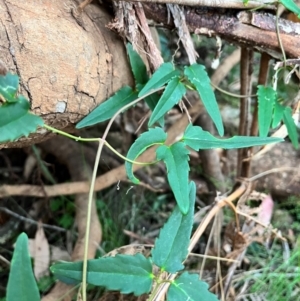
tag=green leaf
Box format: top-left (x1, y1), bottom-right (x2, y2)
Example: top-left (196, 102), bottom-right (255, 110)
top-left (280, 0), bottom-right (300, 18)
top-left (144, 92), bottom-right (164, 127)
top-left (0, 73), bottom-right (19, 103)
top-left (125, 127), bottom-right (167, 184)
top-left (0, 95), bottom-right (44, 142)
top-left (182, 124), bottom-right (283, 150)
top-left (184, 64), bottom-right (224, 136)
top-left (168, 272), bottom-right (219, 301)
top-left (76, 86), bottom-right (138, 129)
top-left (138, 63), bottom-right (180, 97)
top-left (148, 76), bottom-right (186, 126)
top-left (152, 181), bottom-right (196, 272)
top-left (144, 91), bottom-right (159, 110)
top-left (272, 101), bottom-right (285, 128)
top-left (283, 107), bottom-right (299, 149)
top-left (6, 233), bottom-right (40, 301)
top-left (257, 86), bottom-right (276, 137)
top-left (156, 142), bottom-right (190, 214)
top-left (127, 43), bottom-right (148, 86)
top-left (51, 253), bottom-right (153, 296)
top-left (0, 94), bottom-right (29, 125)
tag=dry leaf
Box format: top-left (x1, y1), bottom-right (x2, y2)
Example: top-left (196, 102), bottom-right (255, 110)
top-left (23, 152), bottom-right (38, 180)
top-left (50, 245), bottom-right (71, 262)
top-left (29, 222), bottom-right (50, 280)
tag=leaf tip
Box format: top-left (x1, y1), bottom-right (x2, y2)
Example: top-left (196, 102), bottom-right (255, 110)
top-left (132, 178), bottom-right (140, 185)
top-left (179, 203), bottom-right (189, 215)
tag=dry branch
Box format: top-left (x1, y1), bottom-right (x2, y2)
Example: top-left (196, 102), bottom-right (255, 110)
top-left (143, 5), bottom-right (300, 58)
top-left (118, 0), bottom-right (275, 9)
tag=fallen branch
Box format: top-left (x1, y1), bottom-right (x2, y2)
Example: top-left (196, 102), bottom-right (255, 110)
top-left (144, 5), bottom-right (300, 58)
top-left (117, 0), bottom-right (275, 9)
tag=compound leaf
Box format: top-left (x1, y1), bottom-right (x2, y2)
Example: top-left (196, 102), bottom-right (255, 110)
top-left (76, 86), bottom-right (138, 129)
top-left (156, 142), bottom-right (190, 214)
top-left (257, 85), bottom-right (276, 137)
top-left (127, 43), bottom-right (148, 86)
top-left (152, 181), bottom-right (196, 273)
top-left (149, 76), bottom-right (186, 126)
top-left (51, 253), bottom-right (153, 296)
top-left (0, 73), bottom-right (19, 103)
top-left (125, 127), bottom-right (167, 184)
top-left (0, 95), bottom-right (44, 142)
top-left (272, 101), bottom-right (285, 128)
top-left (183, 124), bottom-right (283, 150)
top-left (184, 64), bottom-right (224, 136)
top-left (280, 0), bottom-right (300, 18)
top-left (7, 233), bottom-right (40, 301)
top-left (138, 63), bottom-right (180, 97)
top-left (283, 107), bottom-right (299, 148)
top-left (168, 272), bottom-right (219, 301)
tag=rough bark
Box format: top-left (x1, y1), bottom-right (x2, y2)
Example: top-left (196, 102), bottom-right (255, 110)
top-left (0, 0), bottom-right (133, 148)
top-left (143, 5), bottom-right (300, 59)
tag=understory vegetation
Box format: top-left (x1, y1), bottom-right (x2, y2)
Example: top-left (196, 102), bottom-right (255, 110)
top-left (1, 1), bottom-right (300, 301)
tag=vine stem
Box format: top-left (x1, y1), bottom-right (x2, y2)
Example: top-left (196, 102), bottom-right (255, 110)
top-left (276, 3), bottom-right (287, 66)
top-left (43, 124), bottom-right (156, 165)
top-left (81, 87), bottom-right (165, 301)
top-left (210, 82), bottom-right (256, 98)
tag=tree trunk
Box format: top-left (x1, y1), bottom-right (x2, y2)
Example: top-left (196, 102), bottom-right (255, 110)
top-left (0, 0), bottom-right (133, 148)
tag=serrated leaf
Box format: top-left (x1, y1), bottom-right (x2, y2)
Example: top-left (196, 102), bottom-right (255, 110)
top-left (272, 101), bottom-right (285, 128)
top-left (138, 63), bottom-right (180, 97)
top-left (0, 94), bottom-right (29, 125)
top-left (0, 73), bottom-right (19, 103)
top-left (76, 86), bottom-right (138, 129)
top-left (156, 142), bottom-right (190, 214)
top-left (127, 43), bottom-right (148, 86)
top-left (148, 76), bottom-right (186, 126)
top-left (280, 0), bottom-right (300, 18)
top-left (51, 253), bottom-right (153, 296)
top-left (168, 272), bottom-right (219, 301)
top-left (283, 107), bottom-right (299, 148)
top-left (257, 85), bottom-right (276, 137)
top-left (125, 127), bottom-right (167, 184)
top-left (7, 233), bottom-right (40, 301)
top-left (184, 64), bottom-right (224, 136)
top-left (0, 95), bottom-right (44, 142)
top-left (152, 181), bottom-right (196, 273)
top-left (182, 124), bottom-right (283, 150)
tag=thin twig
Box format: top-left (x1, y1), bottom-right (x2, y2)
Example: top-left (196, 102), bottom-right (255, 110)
top-left (0, 207), bottom-right (66, 232)
top-left (248, 167), bottom-right (299, 182)
top-left (0, 255), bottom-right (10, 266)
